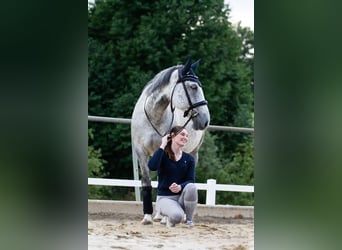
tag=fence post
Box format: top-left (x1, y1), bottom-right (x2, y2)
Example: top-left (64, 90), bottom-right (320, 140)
top-left (206, 179), bottom-right (216, 205)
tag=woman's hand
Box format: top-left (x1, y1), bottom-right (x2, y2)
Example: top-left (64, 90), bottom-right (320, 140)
top-left (160, 134), bottom-right (170, 149)
top-left (169, 182), bottom-right (182, 193)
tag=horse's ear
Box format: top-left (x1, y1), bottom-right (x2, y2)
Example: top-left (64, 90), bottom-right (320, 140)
top-left (181, 57), bottom-right (192, 76)
top-left (191, 59), bottom-right (201, 73)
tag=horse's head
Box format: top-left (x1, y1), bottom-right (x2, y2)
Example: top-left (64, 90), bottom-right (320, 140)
top-left (171, 57), bottom-right (210, 130)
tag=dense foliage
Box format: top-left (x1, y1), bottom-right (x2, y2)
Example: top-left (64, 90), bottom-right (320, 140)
top-left (88, 129), bottom-right (110, 199)
top-left (88, 0), bottom-right (254, 205)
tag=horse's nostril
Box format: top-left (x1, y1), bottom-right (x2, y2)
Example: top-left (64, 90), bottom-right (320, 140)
top-left (204, 121), bottom-right (208, 127)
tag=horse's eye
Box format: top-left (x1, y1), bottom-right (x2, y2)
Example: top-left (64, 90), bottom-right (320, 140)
top-left (190, 83), bottom-right (198, 90)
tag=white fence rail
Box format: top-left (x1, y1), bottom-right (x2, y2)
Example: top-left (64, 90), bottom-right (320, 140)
top-left (88, 115), bottom-right (254, 133)
top-left (88, 115), bottom-right (254, 204)
top-left (88, 178), bottom-right (254, 206)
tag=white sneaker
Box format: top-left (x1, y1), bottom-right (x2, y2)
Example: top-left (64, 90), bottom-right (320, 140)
top-left (160, 216), bottom-right (167, 225)
top-left (153, 213), bottom-right (163, 221)
top-left (181, 214), bottom-right (186, 223)
top-left (186, 220), bottom-right (194, 227)
top-left (166, 217), bottom-right (175, 227)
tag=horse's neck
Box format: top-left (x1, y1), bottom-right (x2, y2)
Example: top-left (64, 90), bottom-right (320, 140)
top-left (145, 91), bottom-right (172, 126)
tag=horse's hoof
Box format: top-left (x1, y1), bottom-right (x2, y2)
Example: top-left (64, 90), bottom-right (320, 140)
top-left (141, 214), bottom-right (153, 225)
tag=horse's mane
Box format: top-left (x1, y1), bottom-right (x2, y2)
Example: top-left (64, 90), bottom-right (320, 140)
top-left (144, 65), bottom-right (181, 96)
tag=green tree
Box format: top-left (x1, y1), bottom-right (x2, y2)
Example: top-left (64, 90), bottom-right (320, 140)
top-left (196, 131), bottom-right (254, 205)
top-left (237, 24), bottom-right (254, 106)
top-left (88, 129), bottom-right (111, 199)
top-left (88, 0), bottom-right (254, 204)
top-left (216, 138), bottom-right (254, 205)
top-left (196, 131), bottom-right (228, 203)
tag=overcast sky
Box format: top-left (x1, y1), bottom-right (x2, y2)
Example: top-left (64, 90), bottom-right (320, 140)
top-left (88, 0), bottom-right (254, 30)
top-left (225, 0), bottom-right (254, 30)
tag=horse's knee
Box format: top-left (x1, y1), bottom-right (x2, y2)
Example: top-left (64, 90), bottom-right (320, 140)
top-left (141, 175), bottom-right (151, 187)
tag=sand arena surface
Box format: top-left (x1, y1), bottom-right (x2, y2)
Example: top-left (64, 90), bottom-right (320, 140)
top-left (88, 213), bottom-right (254, 250)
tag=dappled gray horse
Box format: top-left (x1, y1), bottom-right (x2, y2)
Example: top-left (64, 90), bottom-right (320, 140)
top-left (131, 58), bottom-right (210, 224)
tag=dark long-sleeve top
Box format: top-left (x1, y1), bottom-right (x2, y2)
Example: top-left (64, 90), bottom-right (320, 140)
top-left (148, 148), bottom-right (195, 196)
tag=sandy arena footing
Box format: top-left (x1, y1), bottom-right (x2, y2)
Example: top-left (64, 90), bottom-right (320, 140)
top-left (88, 200), bottom-right (254, 250)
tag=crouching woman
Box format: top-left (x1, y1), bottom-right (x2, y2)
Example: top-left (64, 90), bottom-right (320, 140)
top-left (148, 126), bottom-right (198, 227)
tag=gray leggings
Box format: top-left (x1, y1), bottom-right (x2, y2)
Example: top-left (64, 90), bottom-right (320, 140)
top-left (157, 183), bottom-right (198, 224)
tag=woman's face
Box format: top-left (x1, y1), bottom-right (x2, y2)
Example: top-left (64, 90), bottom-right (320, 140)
top-left (173, 129), bottom-right (189, 147)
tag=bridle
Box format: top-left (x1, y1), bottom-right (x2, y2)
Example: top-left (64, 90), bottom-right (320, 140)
top-left (144, 68), bottom-right (208, 137)
top-left (173, 68), bottom-right (208, 118)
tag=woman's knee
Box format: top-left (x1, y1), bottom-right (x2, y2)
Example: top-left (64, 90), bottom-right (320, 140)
top-left (184, 183), bottom-right (197, 192)
top-left (184, 183), bottom-right (198, 200)
top-left (168, 211), bottom-right (184, 224)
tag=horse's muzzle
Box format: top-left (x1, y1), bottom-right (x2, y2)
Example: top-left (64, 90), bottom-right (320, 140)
top-left (192, 111), bottom-right (210, 130)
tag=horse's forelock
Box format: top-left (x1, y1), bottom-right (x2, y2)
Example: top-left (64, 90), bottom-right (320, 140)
top-left (145, 66), bottom-right (181, 95)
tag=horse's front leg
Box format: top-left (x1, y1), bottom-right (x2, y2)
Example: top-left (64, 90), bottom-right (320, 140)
top-left (140, 160), bottom-right (154, 225)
